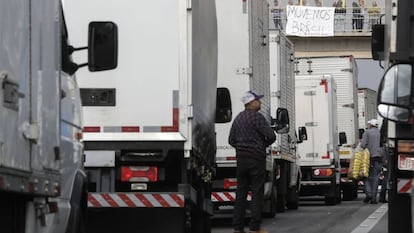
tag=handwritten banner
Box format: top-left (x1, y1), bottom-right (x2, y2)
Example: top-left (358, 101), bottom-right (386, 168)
top-left (285, 5), bottom-right (335, 37)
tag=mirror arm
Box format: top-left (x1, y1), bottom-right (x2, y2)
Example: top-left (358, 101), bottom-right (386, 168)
top-left (378, 60), bottom-right (384, 69)
top-left (77, 63), bottom-right (88, 69)
top-left (67, 45), bottom-right (88, 55)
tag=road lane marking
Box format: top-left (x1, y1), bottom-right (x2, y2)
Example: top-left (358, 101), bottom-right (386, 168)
top-left (351, 204), bottom-right (388, 233)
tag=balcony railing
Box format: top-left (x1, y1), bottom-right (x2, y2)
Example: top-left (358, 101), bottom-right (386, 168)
top-left (269, 7), bottom-right (385, 34)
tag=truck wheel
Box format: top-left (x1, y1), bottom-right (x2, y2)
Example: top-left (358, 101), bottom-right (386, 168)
top-left (342, 184), bottom-right (354, 201)
top-left (262, 185), bottom-right (277, 218)
top-left (335, 184), bottom-right (342, 204)
top-left (286, 185), bottom-right (299, 210)
top-left (275, 193), bottom-right (286, 213)
top-left (325, 184), bottom-right (341, 205)
top-left (324, 196), bottom-right (336, 205)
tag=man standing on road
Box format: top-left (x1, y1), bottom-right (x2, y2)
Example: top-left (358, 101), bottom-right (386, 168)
top-left (229, 91), bottom-right (276, 233)
top-left (361, 119), bottom-right (383, 204)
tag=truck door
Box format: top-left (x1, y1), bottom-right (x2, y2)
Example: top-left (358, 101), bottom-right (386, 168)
top-left (0, 0), bottom-right (60, 174)
top-left (0, 0), bottom-right (32, 172)
top-left (30, 1), bottom-right (61, 172)
top-left (295, 78), bottom-right (332, 166)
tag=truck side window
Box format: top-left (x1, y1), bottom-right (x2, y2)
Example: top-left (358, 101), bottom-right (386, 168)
top-left (216, 88), bottom-right (232, 123)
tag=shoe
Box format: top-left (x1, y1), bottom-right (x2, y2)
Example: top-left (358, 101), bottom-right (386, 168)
top-left (363, 197), bottom-right (370, 203)
top-left (249, 229), bottom-right (269, 233)
top-left (370, 200), bottom-right (378, 204)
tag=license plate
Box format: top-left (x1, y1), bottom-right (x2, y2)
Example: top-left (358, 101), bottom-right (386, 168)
top-left (339, 150), bottom-right (350, 155)
top-left (84, 150), bottom-right (115, 167)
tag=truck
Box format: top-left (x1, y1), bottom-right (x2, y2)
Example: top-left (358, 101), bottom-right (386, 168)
top-left (268, 29), bottom-right (302, 212)
top-left (0, 1), bottom-right (117, 233)
top-left (357, 88), bottom-right (378, 131)
top-left (294, 55), bottom-right (359, 201)
top-left (63, 0), bottom-right (220, 232)
top-left (211, 0), bottom-right (298, 218)
top-left (295, 75), bottom-right (342, 205)
top-left (372, 0), bottom-right (414, 231)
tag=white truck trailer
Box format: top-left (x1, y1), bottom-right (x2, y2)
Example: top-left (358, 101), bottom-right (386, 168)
top-left (294, 55), bottom-right (359, 201)
top-left (295, 75), bottom-right (342, 205)
top-left (268, 29), bottom-right (302, 212)
top-left (0, 1), bottom-right (117, 233)
top-left (64, 0), bottom-right (219, 232)
top-left (211, 0), bottom-right (297, 218)
top-left (357, 88), bottom-right (378, 131)
top-left (212, 0), bottom-right (273, 217)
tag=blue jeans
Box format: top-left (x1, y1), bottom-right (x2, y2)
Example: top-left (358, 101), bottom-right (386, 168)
top-left (233, 157), bottom-right (266, 232)
top-left (364, 159), bottom-right (383, 201)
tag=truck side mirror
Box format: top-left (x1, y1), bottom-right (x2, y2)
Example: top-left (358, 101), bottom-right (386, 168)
top-left (297, 126), bottom-right (307, 143)
top-left (215, 88), bottom-right (232, 123)
top-left (358, 128), bottom-right (365, 140)
top-left (371, 24), bottom-right (385, 61)
top-left (339, 132), bottom-right (347, 146)
top-left (272, 108), bottom-right (289, 134)
top-left (88, 22), bottom-right (118, 71)
top-left (377, 64), bottom-right (413, 123)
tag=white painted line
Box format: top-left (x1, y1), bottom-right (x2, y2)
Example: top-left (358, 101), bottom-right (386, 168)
top-left (351, 204), bottom-right (388, 233)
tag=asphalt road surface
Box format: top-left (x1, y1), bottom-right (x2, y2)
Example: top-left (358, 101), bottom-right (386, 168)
top-left (212, 193), bottom-right (388, 233)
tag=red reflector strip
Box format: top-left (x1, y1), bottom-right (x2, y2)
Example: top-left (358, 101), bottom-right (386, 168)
top-left (223, 178), bottom-right (237, 189)
top-left (161, 108), bottom-right (179, 132)
top-left (121, 126), bottom-right (140, 132)
top-left (226, 157), bottom-right (237, 161)
top-left (102, 193), bottom-right (119, 207)
top-left (88, 193), bottom-right (185, 208)
top-left (398, 179), bottom-right (412, 193)
top-left (322, 151), bottom-right (330, 159)
top-left (211, 192), bottom-right (252, 202)
top-left (118, 193), bottom-right (136, 207)
top-left (320, 79), bottom-right (328, 93)
top-left (153, 194), bottom-right (170, 207)
top-left (170, 194), bottom-right (185, 207)
top-left (88, 194), bottom-right (103, 207)
top-left (83, 126), bottom-right (101, 132)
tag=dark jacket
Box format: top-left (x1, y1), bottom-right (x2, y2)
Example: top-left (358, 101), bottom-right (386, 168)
top-left (228, 109), bottom-right (276, 160)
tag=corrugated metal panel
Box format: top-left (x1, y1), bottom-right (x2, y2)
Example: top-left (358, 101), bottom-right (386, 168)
top-left (250, 0), bottom-right (271, 121)
top-left (279, 32), bottom-right (295, 155)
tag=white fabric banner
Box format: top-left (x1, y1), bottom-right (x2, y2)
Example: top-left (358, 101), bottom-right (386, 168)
top-left (285, 5), bottom-right (335, 37)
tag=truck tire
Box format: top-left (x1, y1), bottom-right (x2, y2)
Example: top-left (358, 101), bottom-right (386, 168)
top-left (262, 184), bottom-right (277, 218)
top-left (286, 185), bottom-right (299, 210)
top-left (342, 181), bottom-right (358, 201)
top-left (342, 184), bottom-right (354, 201)
top-left (275, 192), bottom-right (286, 213)
top-left (325, 184), bottom-right (341, 205)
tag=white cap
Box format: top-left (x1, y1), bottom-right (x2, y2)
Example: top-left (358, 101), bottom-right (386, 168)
top-left (368, 119), bottom-right (378, 127)
top-left (241, 91), bottom-right (264, 105)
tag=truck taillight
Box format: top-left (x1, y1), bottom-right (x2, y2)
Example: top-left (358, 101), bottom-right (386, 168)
top-left (121, 166), bottom-right (158, 182)
top-left (313, 168), bottom-right (333, 177)
top-left (223, 178), bottom-right (237, 189)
